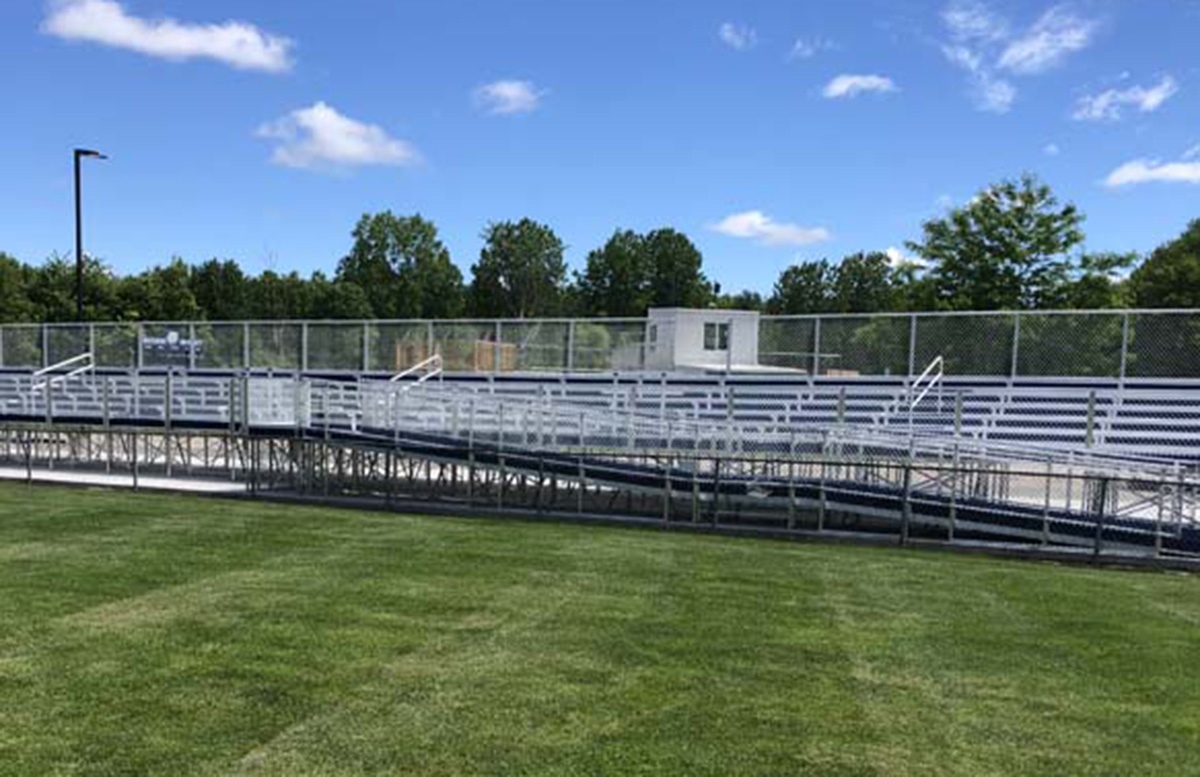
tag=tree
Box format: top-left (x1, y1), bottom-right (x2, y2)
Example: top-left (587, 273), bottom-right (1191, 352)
top-left (1056, 252), bottom-right (1136, 310)
top-left (575, 227), bottom-right (713, 317)
top-left (470, 219), bottom-right (567, 318)
top-left (190, 259), bottom-right (250, 320)
top-left (116, 258), bottom-right (201, 321)
top-left (337, 212), bottom-right (465, 319)
top-left (576, 230), bottom-right (652, 317)
top-left (307, 272), bottom-right (373, 319)
top-left (0, 253), bottom-right (38, 323)
top-left (248, 270), bottom-right (311, 319)
top-left (907, 174), bottom-right (1086, 310)
top-left (29, 253), bottom-right (121, 322)
top-left (832, 251), bottom-right (898, 313)
top-left (1130, 219), bottom-right (1200, 309)
top-left (767, 260), bottom-right (835, 314)
top-left (644, 228), bottom-right (713, 309)
top-left (716, 290), bottom-right (764, 310)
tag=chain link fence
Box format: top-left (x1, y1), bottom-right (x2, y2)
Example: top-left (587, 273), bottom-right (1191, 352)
top-left (3, 310), bottom-right (1200, 379)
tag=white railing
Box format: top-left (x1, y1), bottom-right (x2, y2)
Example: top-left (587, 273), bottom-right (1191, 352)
top-left (1, 370), bottom-right (1196, 483)
top-left (389, 354), bottom-right (443, 386)
top-left (31, 352), bottom-right (95, 392)
top-left (909, 356), bottom-right (945, 413)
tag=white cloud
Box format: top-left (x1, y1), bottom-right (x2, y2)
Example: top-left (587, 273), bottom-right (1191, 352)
top-left (822, 74), bottom-right (897, 99)
top-left (997, 6), bottom-right (1097, 74)
top-left (473, 80), bottom-right (544, 115)
top-left (42, 0), bottom-right (293, 73)
top-left (942, 0), bottom-right (1009, 43)
top-left (885, 246), bottom-right (926, 269)
top-left (1073, 76), bottom-right (1179, 121)
top-left (1044, 143), bottom-right (1061, 156)
top-left (789, 37), bottom-right (834, 60)
top-left (1104, 158), bottom-right (1200, 188)
top-left (256, 102), bottom-right (420, 170)
top-left (1185, 145), bottom-right (1200, 161)
top-left (718, 22), bottom-right (757, 51)
top-left (940, 2), bottom-right (1097, 114)
top-left (975, 73), bottom-right (1017, 113)
top-left (710, 211), bottom-right (831, 247)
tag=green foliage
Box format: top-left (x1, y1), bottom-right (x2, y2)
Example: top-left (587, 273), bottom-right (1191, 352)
top-left (0, 252), bottom-right (38, 323)
top-left (576, 228), bottom-right (714, 316)
top-left (767, 260), bottom-right (835, 314)
top-left (907, 175), bottom-right (1086, 310)
top-left (337, 211), bottom-right (465, 319)
top-left (307, 272), bottom-right (373, 319)
top-left (833, 251), bottom-right (898, 313)
top-left (248, 270), bottom-right (310, 320)
top-left (470, 218), bottom-right (568, 318)
top-left (1054, 252), bottom-right (1136, 310)
top-left (576, 230), bottom-right (653, 316)
top-left (716, 290), bottom-right (764, 310)
top-left (0, 198), bottom-right (1190, 328)
top-left (768, 253), bottom-right (905, 315)
top-left (643, 228), bottom-right (714, 309)
top-left (190, 259), bottom-right (250, 320)
top-left (1130, 219), bottom-right (1200, 309)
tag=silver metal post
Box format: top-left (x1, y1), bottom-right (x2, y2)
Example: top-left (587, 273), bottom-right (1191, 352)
top-left (1009, 314), bottom-right (1021, 383)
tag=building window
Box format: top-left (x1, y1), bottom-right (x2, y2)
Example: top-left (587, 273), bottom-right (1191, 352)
top-left (704, 322), bottom-right (730, 351)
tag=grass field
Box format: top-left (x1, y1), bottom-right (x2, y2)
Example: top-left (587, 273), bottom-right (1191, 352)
top-left (0, 484), bottom-right (1198, 776)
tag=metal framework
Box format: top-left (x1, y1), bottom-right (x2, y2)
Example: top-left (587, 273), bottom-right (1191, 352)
top-left (1, 369), bottom-right (1197, 562)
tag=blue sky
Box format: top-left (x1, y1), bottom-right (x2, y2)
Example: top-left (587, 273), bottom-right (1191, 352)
top-left (1, 0), bottom-right (1198, 295)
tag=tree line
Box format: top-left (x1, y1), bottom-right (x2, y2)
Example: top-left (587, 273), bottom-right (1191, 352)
top-left (0, 174), bottom-right (1197, 324)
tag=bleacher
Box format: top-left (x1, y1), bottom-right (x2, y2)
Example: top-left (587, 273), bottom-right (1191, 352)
top-left (422, 373), bottom-right (1200, 461)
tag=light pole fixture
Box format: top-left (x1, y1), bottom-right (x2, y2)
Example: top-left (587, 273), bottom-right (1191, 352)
top-left (74, 148), bottom-right (107, 321)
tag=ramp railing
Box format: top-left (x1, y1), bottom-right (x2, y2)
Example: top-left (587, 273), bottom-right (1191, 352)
top-left (31, 352), bottom-right (94, 392)
top-left (389, 354), bottom-right (443, 386)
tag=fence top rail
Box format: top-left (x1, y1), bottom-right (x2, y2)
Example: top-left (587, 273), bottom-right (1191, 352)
top-left (9, 307), bottom-right (1200, 330)
top-left (25, 317), bottom-right (650, 328)
top-left (760, 308), bottom-right (1200, 321)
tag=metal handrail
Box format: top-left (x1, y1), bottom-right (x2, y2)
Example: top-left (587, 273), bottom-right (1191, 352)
top-left (31, 352), bottom-right (95, 392)
top-left (910, 356), bottom-right (945, 411)
top-left (389, 354), bottom-right (442, 383)
top-left (32, 351), bottom-right (93, 378)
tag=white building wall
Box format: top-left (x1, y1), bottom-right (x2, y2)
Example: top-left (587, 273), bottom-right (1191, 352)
top-left (646, 308), bottom-right (760, 371)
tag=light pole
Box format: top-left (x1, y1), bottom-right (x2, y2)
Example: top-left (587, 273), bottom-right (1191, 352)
top-left (74, 148), bottom-right (107, 321)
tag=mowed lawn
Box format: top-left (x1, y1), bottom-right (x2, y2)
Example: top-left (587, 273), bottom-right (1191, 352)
top-left (0, 485), bottom-right (1198, 776)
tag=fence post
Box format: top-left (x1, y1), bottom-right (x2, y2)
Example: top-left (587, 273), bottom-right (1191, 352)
top-left (812, 317), bottom-right (822, 377)
top-left (567, 320), bottom-right (576, 372)
top-left (426, 321), bottom-right (435, 363)
top-left (89, 324), bottom-right (97, 361)
top-left (494, 321), bottom-right (502, 376)
top-left (41, 325), bottom-right (49, 369)
top-left (1118, 312), bottom-right (1131, 386)
top-left (1009, 313), bottom-right (1021, 382)
top-left (907, 314), bottom-right (918, 377)
top-left (0, 325), bottom-right (5, 368)
top-left (301, 322), bottom-right (310, 372)
top-left (242, 322), bottom-right (251, 370)
top-left (900, 461), bottom-right (913, 545)
top-left (362, 321), bottom-right (370, 373)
